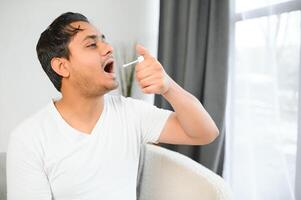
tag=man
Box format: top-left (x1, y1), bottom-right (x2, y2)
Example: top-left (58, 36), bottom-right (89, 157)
top-left (6, 12), bottom-right (219, 200)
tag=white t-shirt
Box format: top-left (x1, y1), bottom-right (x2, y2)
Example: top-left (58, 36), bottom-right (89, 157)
top-left (6, 94), bottom-right (172, 200)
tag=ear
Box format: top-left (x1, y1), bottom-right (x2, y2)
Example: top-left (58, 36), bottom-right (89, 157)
top-left (51, 57), bottom-right (70, 78)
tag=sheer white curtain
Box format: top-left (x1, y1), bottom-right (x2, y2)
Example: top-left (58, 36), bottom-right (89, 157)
top-left (224, 1), bottom-right (301, 199)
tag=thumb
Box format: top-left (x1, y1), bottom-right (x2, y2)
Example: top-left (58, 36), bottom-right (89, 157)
top-left (136, 44), bottom-right (151, 58)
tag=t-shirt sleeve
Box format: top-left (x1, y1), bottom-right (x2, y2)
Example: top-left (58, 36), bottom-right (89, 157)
top-left (6, 127), bottom-right (52, 200)
top-left (125, 97), bottom-right (172, 144)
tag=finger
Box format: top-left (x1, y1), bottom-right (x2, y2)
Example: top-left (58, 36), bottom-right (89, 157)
top-left (139, 75), bottom-right (162, 88)
top-left (135, 61), bottom-right (152, 73)
top-left (136, 59), bottom-right (161, 74)
top-left (142, 85), bottom-right (159, 94)
top-left (136, 44), bottom-right (152, 59)
top-left (136, 67), bottom-right (161, 81)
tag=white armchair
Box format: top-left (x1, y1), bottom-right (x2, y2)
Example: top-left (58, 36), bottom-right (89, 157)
top-left (137, 144), bottom-right (231, 200)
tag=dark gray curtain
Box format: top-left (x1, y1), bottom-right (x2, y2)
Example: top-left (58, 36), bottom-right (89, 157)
top-left (155, 0), bottom-right (230, 175)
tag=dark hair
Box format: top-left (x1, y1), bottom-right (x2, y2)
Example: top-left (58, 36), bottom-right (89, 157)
top-left (36, 12), bottom-right (89, 92)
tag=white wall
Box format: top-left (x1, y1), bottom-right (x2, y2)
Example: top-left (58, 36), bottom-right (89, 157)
top-left (0, 0), bottom-right (160, 152)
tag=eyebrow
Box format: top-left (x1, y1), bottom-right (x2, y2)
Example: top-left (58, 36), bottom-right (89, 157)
top-left (82, 34), bottom-right (106, 43)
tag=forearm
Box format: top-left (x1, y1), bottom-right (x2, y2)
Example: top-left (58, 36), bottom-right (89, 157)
top-left (162, 77), bottom-right (219, 141)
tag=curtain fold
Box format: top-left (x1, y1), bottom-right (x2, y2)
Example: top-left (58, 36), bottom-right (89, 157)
top-left (155, 0), bottom-right (230, 175)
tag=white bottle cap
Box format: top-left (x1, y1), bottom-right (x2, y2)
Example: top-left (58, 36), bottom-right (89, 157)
top-left (138, 56), bottom-right (144, 63)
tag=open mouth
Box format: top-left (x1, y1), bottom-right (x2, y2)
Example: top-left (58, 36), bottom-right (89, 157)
top-left (103, 60), bottom-right (114, 73)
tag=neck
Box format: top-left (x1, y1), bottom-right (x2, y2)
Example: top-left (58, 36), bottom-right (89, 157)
top-left (54, 91), bottom-right (105, 131)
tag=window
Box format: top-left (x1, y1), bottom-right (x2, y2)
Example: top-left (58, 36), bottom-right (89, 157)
top-left (225, 1), bottom-right (301, 199)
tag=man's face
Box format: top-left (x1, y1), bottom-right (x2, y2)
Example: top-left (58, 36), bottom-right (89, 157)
top-left (64, 21), bottom-right (118, 97)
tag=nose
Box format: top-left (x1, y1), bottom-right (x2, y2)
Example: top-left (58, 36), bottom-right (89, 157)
top-left (99, 41), bottom-right (113, 57)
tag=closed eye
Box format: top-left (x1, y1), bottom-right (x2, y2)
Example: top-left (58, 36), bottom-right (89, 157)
top-left (87, 43), bottom-right (97, 48)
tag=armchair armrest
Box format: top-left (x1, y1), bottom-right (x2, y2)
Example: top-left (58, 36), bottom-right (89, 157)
top-left (137, 144), bottom-right (231, 200)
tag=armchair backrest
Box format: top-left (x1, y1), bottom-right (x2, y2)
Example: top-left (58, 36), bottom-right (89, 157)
top-left (137, 144), bottom-right (231, 200)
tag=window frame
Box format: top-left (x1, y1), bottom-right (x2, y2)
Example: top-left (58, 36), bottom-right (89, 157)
top-left (231, 0), bottom-right (301, 198)
top-left (235, 0), bottom-right (301, 21)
